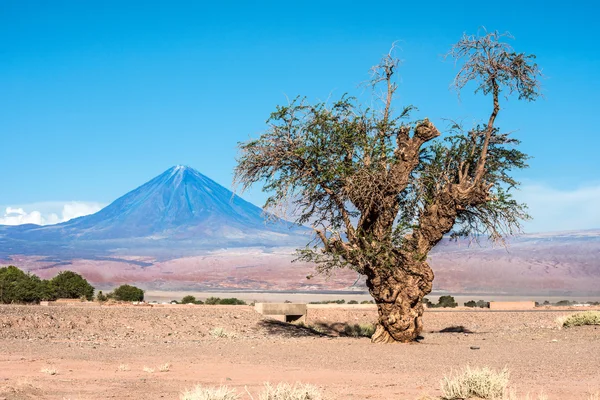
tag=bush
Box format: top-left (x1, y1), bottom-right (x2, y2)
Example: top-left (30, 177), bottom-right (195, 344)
top-left (96, 291), bottom-right (108, 302)
top-left (111, 284), bottom-right (144, 302)
top-left (259, 382), bottom-right (323, 400)
top-left (555, 300), bottom-right (573, 306)
top-left (204, 297), bottom-right (245, 305)
top-left (343, 323), bottom-right (376, 338)
top-left (49, 270), bottom-right (94, 301)
top-left (347, 300), bottom-right (358, 304)
top-left (437, 295), bottom-right (458, 308)
top-left (218, 298), bottom-right (246, 305)
top-left (464, 300), bottom-right (477, 308)
top-left (440, 366), bottom-right (509, 399)
top-left (561, 311), bottom-right (600, 327)
top-left (361, 300), bottom-right (374, 304)
top-left (180, 385), bottom-right (239, 400)
top-left (0, 265), bottom-right (48, 304)
top-left (182, 295), bottom-right (197, 304)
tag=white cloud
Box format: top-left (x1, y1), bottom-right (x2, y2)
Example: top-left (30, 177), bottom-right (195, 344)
top-left (0, 202), bottom-right (104, 226)
top-left (516, 183), bottom-right (600, 233)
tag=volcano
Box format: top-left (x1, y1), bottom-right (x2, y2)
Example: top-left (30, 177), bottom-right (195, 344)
top-left (0, 166), bottom-right (308, 257)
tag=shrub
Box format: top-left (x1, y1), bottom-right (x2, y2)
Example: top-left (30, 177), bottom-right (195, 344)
top-left (205, 296), bottom-right (221, 305)
top-left (361, 300), bottom-right (374, 304)
top-left (347, 300), bottom-right (358, 304)
top-left (561, 311), bottom-right (600, 327)
top-left (111, 284), bottom-right (144, 302)
top-left (0, 265), bottom-right (50, 304)
top-left (437, 295), bottom-right (458, 308)
top-left (181, 295), bottom-right (197, 304)
top-left (343, 323), bottom-right (376, 338)
top-left (259, 382), bottom-right (323, 400)
top-left (440, 366), bottom-right (509, 399)
top-left (464, 300), bottom-right (477, 308)
top-left (210, 327), bottom-right (236, 338)
top-left (555, 300), bottom-right (573, 306)
top-left (204, 297), bottom-right (245, 305)
top-left (218, 298), bottom-right (246, 305)
top-left (49, 270), bottom-right (94, 301)
top-left (180, 385), bottom-right (239, 400)
top-left (96, 291), bottom-right (108, 302)
top-left (476, 300), bottom-right (488, 308)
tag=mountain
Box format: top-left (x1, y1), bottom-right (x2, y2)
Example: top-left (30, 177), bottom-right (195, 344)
top-left (0, 166), bottom-right (308, 257)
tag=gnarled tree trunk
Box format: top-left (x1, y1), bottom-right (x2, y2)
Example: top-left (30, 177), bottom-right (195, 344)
top-left (366, 260), bottom-right (434, 343)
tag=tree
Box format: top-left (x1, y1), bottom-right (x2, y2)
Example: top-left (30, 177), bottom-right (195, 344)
top-left (0, 265), bottom-right (46, 304)
top-left (181, 295), bottom-right (198, 304)
top-left (464, 300), bottom-right (477, 308)
top-left (111, 284), bottom-right (144, 302)
top-left (234, 31), bottom-right (541, 343)
top-left (437, 296), bottom-right (458, 308)
top-left (49, 271), bottom-right (94, 301)
top-left (96, 290), bottom-right (108, 302)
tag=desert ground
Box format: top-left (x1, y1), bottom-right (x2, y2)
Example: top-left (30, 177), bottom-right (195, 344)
top-left (1, 303), bottom-right (599, 400)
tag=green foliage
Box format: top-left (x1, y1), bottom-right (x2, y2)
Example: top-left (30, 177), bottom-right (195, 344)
top-left (555, 300), bottom-right (573, 306)
top-left (49, 271), bottom-right (94, 301)
top-left (309, 299), bottom-right (346, 305)
top-left (0, 265), bottom-right (48, 304)
top-left (435, 296), bottom-right (458, 308)
top-left (347, 300), bottom-right (358, 304)
top-left (423, 297), bottom-right (434, 307)
top-left (181, 295), bottom-right (197, 304)
top-left (96, 290), bottom-right (108, 302)
top-left (464, 299), bottom-right (488, 308)
top-left (360, 300), bottom-right (374, 304)
top-left (204, 297), bottom-right (246, 305)
top-left (111, 284), bottom-right (144, 302)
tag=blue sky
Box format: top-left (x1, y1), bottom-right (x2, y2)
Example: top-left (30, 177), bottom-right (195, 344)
top-left (1, 1), bottom-right (599, 232)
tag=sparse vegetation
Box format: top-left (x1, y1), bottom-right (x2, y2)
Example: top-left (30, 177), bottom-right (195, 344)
top-left (204, 297), bottom-right (246, 305)
top-left (440, 366), bottom-right (509, 399)
top-left (96, 290), bottom-right (108, 302)
top-left (143, 366), bottom-right (155, 373)
top-left (182, 295), bottom-right (203, 305)
top-left (343, 323), bottom-right (376, 338)
top-left (159, 362), bottom-right (171, 372)
top-left (347, 300), bottom-right (358, 304)
top-left (309, 299), bottom-right (345, 305)
top-left (259, 382), bottom-right (323, 400)
top-left (430, 296), bottom-right (458, 309)
top-left (118, 364), bottom-right (130, 371)
top-left (464, 300), bottom-right (489, 308)
top-left (110, 284), bottom-right (144, 302)
top-left (560, 311), bottom-right (600, 328)
top-left (180, 385), bottom-right (239, 400)
top-left (210, 327), bottom-right (236, 339)
top-left (40, 367), bottom-right (58, 375)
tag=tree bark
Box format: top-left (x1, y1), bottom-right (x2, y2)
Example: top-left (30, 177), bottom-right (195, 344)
top-left (366, 259), bottom-right (434, 343)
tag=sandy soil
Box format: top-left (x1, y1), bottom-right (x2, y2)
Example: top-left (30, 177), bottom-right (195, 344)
top-left (1, 304), bottom-right (599, 400)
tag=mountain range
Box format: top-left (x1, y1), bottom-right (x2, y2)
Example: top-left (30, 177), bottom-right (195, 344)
top-left (1, 166), bottom-right (599, 295)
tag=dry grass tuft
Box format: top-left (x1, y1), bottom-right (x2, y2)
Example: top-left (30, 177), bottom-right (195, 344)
top-left (180, 385), bottom-right (239, 400)
top-left (560, 311), bottom-right (600, 328)
top-left (440, 366), bottom-right (509, 399)
top-left (40, 367), bottom-right (57, 375)
top-left (259, 382), bottom-right (323, 400)
top-left (118, 364), bottom-right (130, 371)
top-left (588, 391), bottom-right (600, 400)
top-left (210, 327), bottom-right (236, 339)
top-left (159, 363), bottom-right (171, 372)
top-left (143, 366), bottom-right (155, 373)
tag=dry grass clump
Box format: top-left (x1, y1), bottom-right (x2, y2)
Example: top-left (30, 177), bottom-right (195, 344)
top-left (441, 366), bottom-right (509, 399)
top-left (210, 327), bottom-right (236, 339)
top-left (143, 366), bottom-right (155, 373)
top-left (343, 323), bottom-right (376, 338)
top-left (588, 391), bottom-right (599, 400)
top-left (259, 382), bottom-right (323, 400)
top-left (179, 385), bottom-right (239, 400)
top-left (40, 367), bottom-right (57, 375)
top-left (118, 364), bottom-right (130, 371)
top-left (560, 311), bottom-right (600, 328)
top-left (159, 362), bottom-right (171, 372)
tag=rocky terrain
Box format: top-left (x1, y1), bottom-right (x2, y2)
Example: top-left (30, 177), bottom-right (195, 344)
top-left (1, 304), bottom-right (599, 399)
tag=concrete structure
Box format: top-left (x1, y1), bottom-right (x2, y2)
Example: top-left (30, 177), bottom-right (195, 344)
top-left (254, 303), bottom-right (307, 323)
top-left (489, 301), bottom-right (536, 310)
